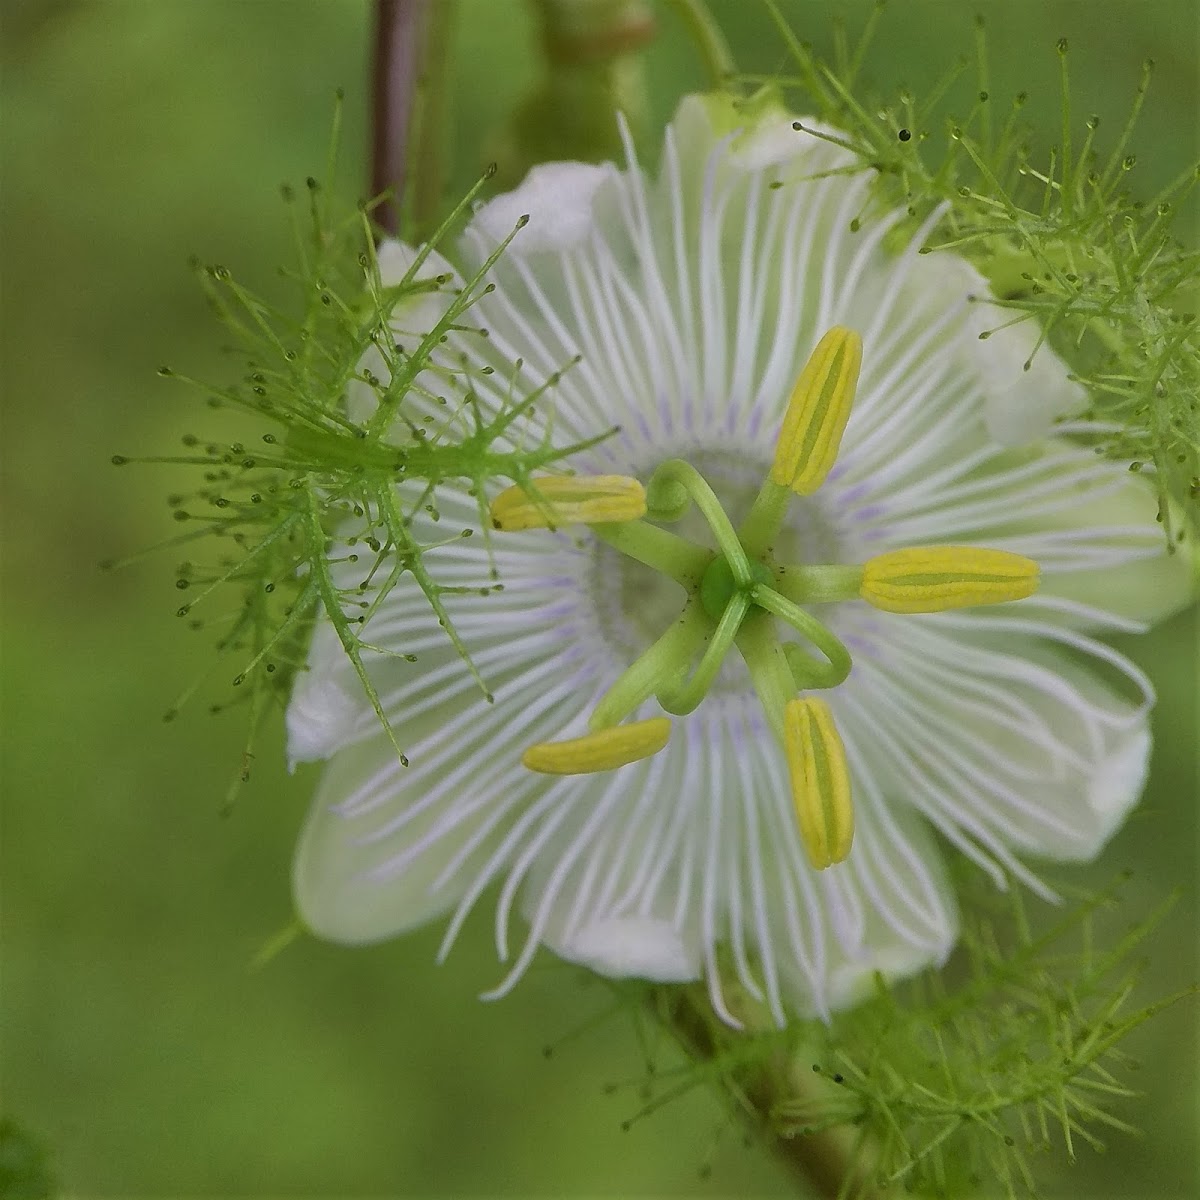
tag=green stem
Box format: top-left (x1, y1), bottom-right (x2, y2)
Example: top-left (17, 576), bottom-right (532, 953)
top-left (656, 985), bottom-right (880, 1200)
top-left (410, 0), bottom-right (456, 240)
top-left (664, 0), bottom-right (737, 85)
top-left (370, 0), bottom-right (457, 238)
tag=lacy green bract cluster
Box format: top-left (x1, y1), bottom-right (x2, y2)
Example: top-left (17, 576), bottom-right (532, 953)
top-left (612, 871), bottom-right (1191, 1200)
top-left (116, 164), bottom-right (602, 802)
top-left (757, 0), bottom-right (1199, 547)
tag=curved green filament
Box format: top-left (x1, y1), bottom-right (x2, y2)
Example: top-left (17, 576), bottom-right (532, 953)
top-left (647, 459), bottom-right (752, 583)
top-left (588, 601), bottom-right (710, 731)
top-left (750, 585), bottom-right (852, 688)
top-left (658, 591), bottom-right (750, 715)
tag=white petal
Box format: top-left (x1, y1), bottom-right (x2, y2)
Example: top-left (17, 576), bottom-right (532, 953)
top-left (1090, 726), bottom-right (1152, 833)
top-left (669, 92), bottom-right (853, 174)
top-left (293, 730), bottom-right (510, 943)
top-left (551, 916), bottom-right (698, 981)
top-left (473, 162), bottom-right (613, 254)
top-left (286, 629), bottom-right (363, 768)
top-left (511, 718), bottom-right (705, 991)
top-left (294, 643), bottom-right (598, 944)
top-left (855, 618), bottom-right (1153, 863)
top-left (923, 253), bottom-right (1087, 444)
top-left (1031, 468), bottom-right (1198, 626)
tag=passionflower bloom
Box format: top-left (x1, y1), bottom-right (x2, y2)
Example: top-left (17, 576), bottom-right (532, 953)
top-left (286, 96), bottom-right (1192, 1023)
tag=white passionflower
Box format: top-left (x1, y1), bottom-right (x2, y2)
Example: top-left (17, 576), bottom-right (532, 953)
top-left (286, 96), bottom-right (1193, 1023)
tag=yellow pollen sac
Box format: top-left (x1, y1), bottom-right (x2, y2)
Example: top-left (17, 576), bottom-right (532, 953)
top-left (491, 475), bottom-right (646, 531)
top-left (784, 697), bottom-right (853, 870)
top-left (770, 326), bottom-right (863, 496)
top-left (860, 546), bottom-right (1040, 614)
top-left (522, 717), bottom-right (671, 775)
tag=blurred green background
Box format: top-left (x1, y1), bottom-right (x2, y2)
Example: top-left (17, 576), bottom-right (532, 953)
top-left (1, 1), bottom-right (1196, 1195)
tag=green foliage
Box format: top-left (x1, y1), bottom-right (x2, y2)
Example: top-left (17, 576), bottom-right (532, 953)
top-left (619, 873), bottom-right (1194, 1199)
top-left (793, 878), bottom-right (1192, 1197)
top-left (755, 0), bottom-right (1199, 548)
top-left (0, 1118), bottom-right (56, 1200)
top-left (109, 113), bottom-right (601, 803)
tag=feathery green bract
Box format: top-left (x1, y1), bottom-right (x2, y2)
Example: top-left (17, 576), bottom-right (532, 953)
top-left (611, 874), bottom-right (1193, 1198)
top-left (786, 879), bottom-right (1190, 1197)
top-left (759, 0), bottom-right (1199, 550)
top-left (112, 150), bottom-right (603, 804)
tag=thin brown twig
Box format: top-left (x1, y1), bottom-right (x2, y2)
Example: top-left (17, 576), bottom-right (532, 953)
top-left (371, 0), bottom-right (431, 237)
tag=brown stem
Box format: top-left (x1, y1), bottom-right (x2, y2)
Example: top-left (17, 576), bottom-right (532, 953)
top-left (659, 987), bottom-right (879, 1200)
top-left (371, 0), bottom-right (433, 237)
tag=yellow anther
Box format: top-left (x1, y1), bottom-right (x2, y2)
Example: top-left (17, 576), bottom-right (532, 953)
top-left (860, 546), bottom-right (1039, 614)
top-left (491, 475), bottom-right (646, 531)
top-left (784, 697), bottom-right (853, 870)
top-left (522, 717), bottom-right (671, 775)
top-left (771, 327), bottom-right (863, 495)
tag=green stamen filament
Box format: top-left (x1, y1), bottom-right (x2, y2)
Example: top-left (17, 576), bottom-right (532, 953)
top-left (588, 602), bottom-right (711, 731)
top-left (738, 479), bottom-right (793, 561)
top-left (774, 562), bottom-right (865, 604)
top-left (591, 520), bottom-right (710, 588)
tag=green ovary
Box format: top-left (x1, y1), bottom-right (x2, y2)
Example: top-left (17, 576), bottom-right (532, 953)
top-left (699, 556), bottom-right (775, 623)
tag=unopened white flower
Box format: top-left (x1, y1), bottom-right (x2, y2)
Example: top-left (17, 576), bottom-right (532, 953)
top-left (286, 96), bottom-right (1193, 1023)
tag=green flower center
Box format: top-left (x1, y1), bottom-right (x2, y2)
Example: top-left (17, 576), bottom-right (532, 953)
top-left (699, 556), bottom-right (774, 623)
top-left (490, 326), bottom-right (1040, 870)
